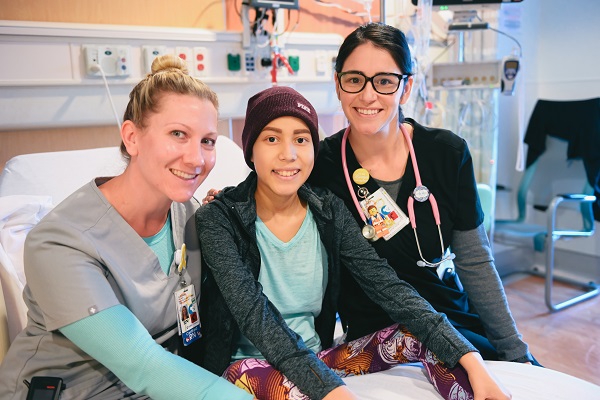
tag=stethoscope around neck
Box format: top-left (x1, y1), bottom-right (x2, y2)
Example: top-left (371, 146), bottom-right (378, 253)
top-left (341, 124), bottom-right (456, 268)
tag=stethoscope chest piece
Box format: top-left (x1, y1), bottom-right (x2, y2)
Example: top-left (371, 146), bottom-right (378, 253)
top-left (412, 185), bottom-right (430, 202)
top-left (341, 124), bottom-right (454, 268)
top-left (362, 224), bottom-right (378, 241)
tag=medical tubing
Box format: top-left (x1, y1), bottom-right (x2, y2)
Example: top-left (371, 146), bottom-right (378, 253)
top-left (436, 225), bottom-right (446, 256)
top-left (400, 124), bottom-right (422, 186)
top-left (408, 196), bottom-right (416, 229)
top-left (515, 56), bottom-right (526, 172)
top-left (95, 64), bottom-right (122, 129)
top-left (428, 190), bottom-right (442, 225)
top-left (402, 123), bottom-right (451, 267)
top-left (400, 124), bottom-right (441, 225)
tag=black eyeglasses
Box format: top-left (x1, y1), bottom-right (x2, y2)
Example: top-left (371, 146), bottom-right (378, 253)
top-left (337, 71), bottom-right (409, 95)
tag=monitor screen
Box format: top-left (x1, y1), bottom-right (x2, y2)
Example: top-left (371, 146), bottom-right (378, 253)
top-left (249, 0), bottom-right (299, 9)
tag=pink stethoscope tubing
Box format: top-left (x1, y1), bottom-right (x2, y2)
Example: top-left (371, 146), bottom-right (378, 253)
top-left (341, 124), bottom-right (455, 268)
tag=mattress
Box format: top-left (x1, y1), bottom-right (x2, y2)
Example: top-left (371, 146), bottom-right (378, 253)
top-left (342, 361), bottom-right (600, 399)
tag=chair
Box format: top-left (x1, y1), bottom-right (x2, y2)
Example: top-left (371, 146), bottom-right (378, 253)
top-left (494, 98), bottom-right (600, 312)
top-left (436, 183), bottom-right (494, 285)
top-left (477, 183), bottom-right (493, 234)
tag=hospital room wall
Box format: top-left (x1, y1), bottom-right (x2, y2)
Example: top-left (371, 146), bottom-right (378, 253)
top-left (5, 0), bottom-right (597, 184)
top-left (0, 0), bottom-right (222, 169)
top-left (0, 0), bottom-right (372, 35)
top-left (0, 0), bottom-right (237, 163)
top-left (0, 1), bottom-right (373, 169)
top-left (495, 0), bottom-right (600, 219)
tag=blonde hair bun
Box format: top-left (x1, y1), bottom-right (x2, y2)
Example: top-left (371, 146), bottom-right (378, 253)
top-left (151, 54), bottom-right (189, 75)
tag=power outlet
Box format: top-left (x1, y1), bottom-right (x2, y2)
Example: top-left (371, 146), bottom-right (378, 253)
top-left (256, 49), bottom-right (273, 73)
top-left (175, 46), bottom-right (192, 62)
top-left (192, 47), bottom-right (209, 77)
top-left (288, 54), bottom-right (300, 73)
top-left (227, 52), bottom-right (242, 72)
top-left (260, 55), bottom-right (273, 69)
top-left (175, 46), bottom-right (192, 73)
top-left (83, 45), bottom-right (132, 77)
top-left (142, 45), bottom-right (168, 73)
top-left (244, 52), bottom-right (256, 72)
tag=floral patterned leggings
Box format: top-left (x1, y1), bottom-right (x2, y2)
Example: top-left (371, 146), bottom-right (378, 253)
top-left (224, 323), bottom-right (474, 400)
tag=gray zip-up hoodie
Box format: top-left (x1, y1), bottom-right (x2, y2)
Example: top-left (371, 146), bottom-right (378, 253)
top-left (193, 172), bottom-right (476, 400)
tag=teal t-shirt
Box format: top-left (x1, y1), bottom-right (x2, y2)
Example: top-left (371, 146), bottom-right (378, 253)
top-left (232, 207), bottom-right (328, 360)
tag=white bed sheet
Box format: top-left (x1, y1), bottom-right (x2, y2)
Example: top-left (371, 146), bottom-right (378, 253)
top-left (342, 361), bottom-right (600, 399)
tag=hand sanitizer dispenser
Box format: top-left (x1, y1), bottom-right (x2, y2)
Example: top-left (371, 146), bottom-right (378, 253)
top-left (501, 55), bottom-right (520, 96)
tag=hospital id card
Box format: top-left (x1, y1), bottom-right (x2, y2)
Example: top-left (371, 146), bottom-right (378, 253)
top-left (359, 187), bottom-right (409, 241)
top-left (174, 284), bottom-right (201, 346)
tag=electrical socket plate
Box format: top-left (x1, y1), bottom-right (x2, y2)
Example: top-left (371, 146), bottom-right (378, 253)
top-left (192, 47), bottom-right (209, 77)
top-left (142, 45), bottom-right (168, 73)
top-left (315, 50), bottom-right (328, 75)
top-left (175, 46), bottom-right (192, 63)
top-left (83, 45), bottom-right (132, 77)
top-left (244, 52), bottom-right (256, 73)
top-left (227, 51), bottom-right (242, 72)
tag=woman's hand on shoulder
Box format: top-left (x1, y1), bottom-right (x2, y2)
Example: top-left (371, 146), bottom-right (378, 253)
top-left (322, 386), bottom-right (359, 400)
top-left (202, 188), bottom-right (221, 205)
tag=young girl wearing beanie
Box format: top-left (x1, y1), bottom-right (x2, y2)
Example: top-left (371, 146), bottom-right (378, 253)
top-left (194, 86), bottom-right (510, 400)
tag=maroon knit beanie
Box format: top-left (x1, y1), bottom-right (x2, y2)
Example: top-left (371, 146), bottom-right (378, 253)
top-left (242, 86), bottom-right (319, 169)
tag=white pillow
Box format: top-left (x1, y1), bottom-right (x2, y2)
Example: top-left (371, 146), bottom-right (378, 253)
top-left (0, 147), bottom-right (125, 205)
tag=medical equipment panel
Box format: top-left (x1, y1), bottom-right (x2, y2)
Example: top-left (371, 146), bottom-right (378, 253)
top-left (0, 20), bottom-right (342, 130)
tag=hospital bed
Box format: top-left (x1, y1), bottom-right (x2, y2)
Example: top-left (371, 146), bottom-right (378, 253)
top-left (1, 137), bottom-right (599, 399)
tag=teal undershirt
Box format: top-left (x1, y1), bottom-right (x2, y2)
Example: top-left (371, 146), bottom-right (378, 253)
top-left (141, 212), bottom-right (175, 275)
top-left (232, 207), bottom-right (328, 361)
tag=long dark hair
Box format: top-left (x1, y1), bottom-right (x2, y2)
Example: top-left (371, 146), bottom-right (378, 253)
top-left (335, 23), bottom-right (414, 76)
top-left (335, 23), bottom-right (414, 122)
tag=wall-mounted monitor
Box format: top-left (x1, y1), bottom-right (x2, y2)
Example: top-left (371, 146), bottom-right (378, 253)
top-left (249, 0), bottom-right (299, 9)
top-left (411, 0), bottom-right (523, 12)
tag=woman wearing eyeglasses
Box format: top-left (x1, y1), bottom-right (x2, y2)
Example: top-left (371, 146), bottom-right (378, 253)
top-left (309, 23), bottom-right (540, 366)
top-left (197, 86), bottom-right (511, 400)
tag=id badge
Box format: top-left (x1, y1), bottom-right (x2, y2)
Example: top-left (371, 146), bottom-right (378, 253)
top-left (359, 187), bottom-right (409, 241)
top-left (174, 284), bottom-right (201, 346)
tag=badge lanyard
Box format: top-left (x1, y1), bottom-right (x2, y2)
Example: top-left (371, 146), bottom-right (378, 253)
top-left (341, 124), bottom-right (455, 268)
top-left (173, 243), bottom-right (201, 346)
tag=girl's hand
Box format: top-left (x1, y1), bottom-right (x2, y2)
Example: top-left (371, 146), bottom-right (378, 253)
top-left (322, 386), bottom-right (359, 400)
top-left (459, 352), bottom-right (512, 400)
top-left (202, 188), bottom-right (221, 205)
